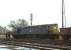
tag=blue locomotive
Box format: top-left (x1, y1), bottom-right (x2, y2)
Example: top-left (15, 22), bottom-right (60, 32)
top-left (12, 24), bottom-right (59, 39)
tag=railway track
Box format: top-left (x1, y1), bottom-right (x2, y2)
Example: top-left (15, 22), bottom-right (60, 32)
top-left (0, 39), bottom-right (71, 50)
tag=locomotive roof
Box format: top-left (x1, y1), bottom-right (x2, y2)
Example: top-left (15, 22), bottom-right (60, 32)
top-left (17, 24), bottom-right (58, 29)
top-left (27, 24), bottom-right (57, 27)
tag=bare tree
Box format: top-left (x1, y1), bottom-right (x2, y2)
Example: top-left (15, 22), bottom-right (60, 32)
top-left (8, 19), bottom-right (28, 30)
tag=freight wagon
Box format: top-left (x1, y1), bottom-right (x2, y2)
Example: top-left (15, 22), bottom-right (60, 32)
top-left (12, 24), bottom-right (59, 39)
top-left (60, 27), bottom-right (71, 40)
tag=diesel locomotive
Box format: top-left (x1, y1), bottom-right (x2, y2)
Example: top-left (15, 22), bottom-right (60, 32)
top-left (12, 24), bottom-right (59, 39)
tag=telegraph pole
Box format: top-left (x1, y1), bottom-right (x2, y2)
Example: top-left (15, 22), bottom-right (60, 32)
top-left (62, 0), bottom-right (64, 28)
top-left (62, 0), bottom-right (66, 28)
top-left (30, 13), bottom-right (33, 26)
top-left (29, 13), bottom-right (33, 33)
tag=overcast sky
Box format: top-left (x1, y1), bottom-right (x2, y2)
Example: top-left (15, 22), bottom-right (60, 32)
top-left (0, 0), bottom-right (71, 28)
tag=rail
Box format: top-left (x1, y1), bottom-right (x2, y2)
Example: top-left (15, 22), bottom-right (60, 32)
top-left (0, 39), bottom-right (71, 50)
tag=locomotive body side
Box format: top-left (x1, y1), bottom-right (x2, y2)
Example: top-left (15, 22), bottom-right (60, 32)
top-left (12, 24), bottom-right (59, 39)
